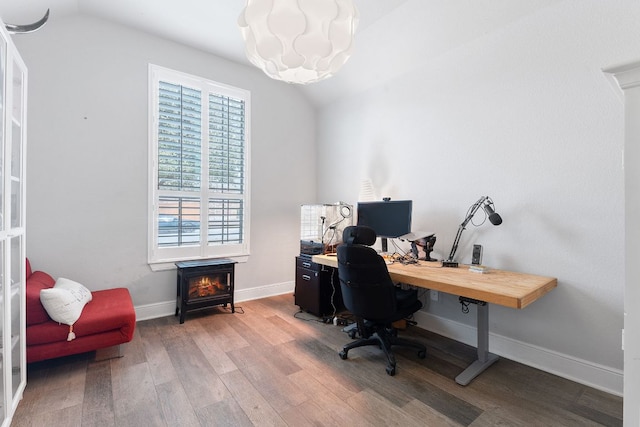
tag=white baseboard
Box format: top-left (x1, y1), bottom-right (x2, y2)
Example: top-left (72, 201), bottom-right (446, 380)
top-left (134, 300), bottom-right (177, 322)
top-left (133, 282), bottom-right (622, 396)
top-left (133, 281), bottom-right (295, 322)
top-left (234, 280), bottom-right (296, 303)
top-left (413, 310), bottom-right (623, 396)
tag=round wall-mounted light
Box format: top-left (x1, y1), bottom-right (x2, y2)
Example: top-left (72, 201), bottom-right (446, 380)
top-left (238, 0), bottom-right (359, 84)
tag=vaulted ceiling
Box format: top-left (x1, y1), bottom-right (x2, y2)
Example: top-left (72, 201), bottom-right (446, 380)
top-left (1, 0), bottom-right (562, 106)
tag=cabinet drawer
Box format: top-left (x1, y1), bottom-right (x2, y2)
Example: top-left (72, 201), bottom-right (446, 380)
top-left (296, 266), bottom-right (319, 285)
top-left (296, 257), bottom-right (319, 271)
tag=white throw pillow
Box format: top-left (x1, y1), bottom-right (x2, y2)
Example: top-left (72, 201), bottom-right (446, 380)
top-left (40, 277), bottom-right (93, 326)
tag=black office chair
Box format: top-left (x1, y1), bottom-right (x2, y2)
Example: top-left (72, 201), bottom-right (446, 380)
top-left (337, 226), bottom-right (426, 376)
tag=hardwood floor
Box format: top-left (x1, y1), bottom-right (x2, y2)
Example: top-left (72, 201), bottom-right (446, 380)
top-left (12, 294), bottom-right (622, 426)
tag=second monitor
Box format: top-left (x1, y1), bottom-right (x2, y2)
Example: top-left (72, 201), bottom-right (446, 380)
top-left (356, 199), bottom-right (412, 252)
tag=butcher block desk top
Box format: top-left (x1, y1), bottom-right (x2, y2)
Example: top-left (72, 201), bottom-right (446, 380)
top-left (312, 254), bottom-right (557, 309)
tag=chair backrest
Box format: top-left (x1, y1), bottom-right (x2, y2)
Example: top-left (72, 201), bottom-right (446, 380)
top-left (337, 226), bottom-right (397, 321)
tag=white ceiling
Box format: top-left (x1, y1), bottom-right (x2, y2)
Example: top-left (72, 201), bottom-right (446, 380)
top-left (1, 0), bottom-right (561, 106)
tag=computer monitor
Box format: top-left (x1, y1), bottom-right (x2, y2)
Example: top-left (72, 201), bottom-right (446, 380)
top-left (356, 200), bottom-right (412, 252)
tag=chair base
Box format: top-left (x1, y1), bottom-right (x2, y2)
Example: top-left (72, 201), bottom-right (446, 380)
top-left (339, 326), bottom-right (426, 376)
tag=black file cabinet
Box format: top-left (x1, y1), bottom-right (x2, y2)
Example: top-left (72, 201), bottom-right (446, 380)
top-left (294, 256), bottom-right (341, 317)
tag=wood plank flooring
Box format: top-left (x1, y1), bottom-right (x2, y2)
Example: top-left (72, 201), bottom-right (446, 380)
top-left (11, 293), bottom-right (622, 426)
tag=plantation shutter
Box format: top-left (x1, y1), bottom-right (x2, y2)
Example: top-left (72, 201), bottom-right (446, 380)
top-left (149, 65), bottom-right (250, 265)
top-left (208, 93), bottom-right (245, 245)
top-left (158, 82), bottom-right (202, 192)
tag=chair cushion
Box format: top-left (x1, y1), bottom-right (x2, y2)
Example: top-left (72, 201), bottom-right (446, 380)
top-left (364, 295), bottom-right (422, 325)
top-left (395, 288), bottom-right (419, 310)
top-left (27, 287), bottom-right (135, 346)
top-left (393, 297), bottom-right (423, 323)
top-left (26, 271), bottom-right (56, 326)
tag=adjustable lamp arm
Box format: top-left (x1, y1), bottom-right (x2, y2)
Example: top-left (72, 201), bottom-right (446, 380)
top-left (447, 196), bottom-right (489, 263)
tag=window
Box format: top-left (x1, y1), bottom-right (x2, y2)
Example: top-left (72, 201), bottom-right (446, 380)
top-left (148, 65), bottom-right (250, 268)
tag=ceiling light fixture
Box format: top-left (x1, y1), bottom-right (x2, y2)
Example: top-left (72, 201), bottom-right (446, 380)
top-left (5, 9), bottom-right (49, 34)
top-left (238, 0), bottom-right (359, 85)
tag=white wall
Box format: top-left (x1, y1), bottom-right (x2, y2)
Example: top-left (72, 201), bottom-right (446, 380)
top-left (316, 0), bottom-right (640, 394)
top-left (15, 13), bottom-right (314, 315)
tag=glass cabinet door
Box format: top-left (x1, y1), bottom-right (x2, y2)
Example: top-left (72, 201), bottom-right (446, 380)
top-left (0, 21), bottom-right (27, 426)
top-left (0, 241), bottom-right (4, 422)
top-left (0, 32), bottom-right (7, 423)
top-left (0, 35), bottom-right (5, 234)
top-left (10, 59), bottom-right (24, 230)
top-left (9, 43), bottom-right (26, 408)
top-left (9, 237), bottom-right (22, 401)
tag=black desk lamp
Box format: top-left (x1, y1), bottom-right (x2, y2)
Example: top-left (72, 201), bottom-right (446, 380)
top-left (444, 196), bottom-right (502, 267)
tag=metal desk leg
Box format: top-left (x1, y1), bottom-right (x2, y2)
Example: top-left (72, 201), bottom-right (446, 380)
top-left (455, 301), bottom-right (500, 386)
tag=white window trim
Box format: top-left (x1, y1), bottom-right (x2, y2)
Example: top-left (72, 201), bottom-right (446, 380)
top-left (147, 64), bottom-right (251, 270)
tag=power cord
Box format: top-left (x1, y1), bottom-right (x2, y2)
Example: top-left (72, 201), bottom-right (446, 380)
top-left (387, 240), bottom-right (419, 265)
top-left (459, 296), bottom-right (486, 314)
top-left (329, 266), bottom-right (338, 318)
top-left (222, 305), bottom-right (244, 314)
top-left (293, 310), bottom-right (326, 323)
top-left (293, 310), bottom-right (352, 326)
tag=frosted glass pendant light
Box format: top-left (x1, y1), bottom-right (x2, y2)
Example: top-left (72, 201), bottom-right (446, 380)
top-left (238, 0), bottom-right (359, 84)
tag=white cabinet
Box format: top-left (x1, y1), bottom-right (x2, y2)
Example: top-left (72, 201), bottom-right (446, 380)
top-left (607, 61), bottom-right (640, 427)
top-left (0, 18), bottom-right (27, 427)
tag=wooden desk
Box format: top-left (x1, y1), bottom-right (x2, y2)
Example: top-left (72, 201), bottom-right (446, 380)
top-left (312, 254), bottom-right (557, 385)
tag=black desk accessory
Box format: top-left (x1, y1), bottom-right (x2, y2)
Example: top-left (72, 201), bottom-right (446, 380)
top-left (399, 231), bottom-right (437, 261)
top-left (445, 196), bottom-right (502, 267)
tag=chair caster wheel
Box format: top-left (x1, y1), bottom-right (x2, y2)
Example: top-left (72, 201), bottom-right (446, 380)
top-left (339, 350), bottom-right (348, 360)
top-left (386, 366), bottom-right (396, 376)
top-left (348, 330), bottom-right (357, 339)
top-left (418, 350), bottom-right (426, 359)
